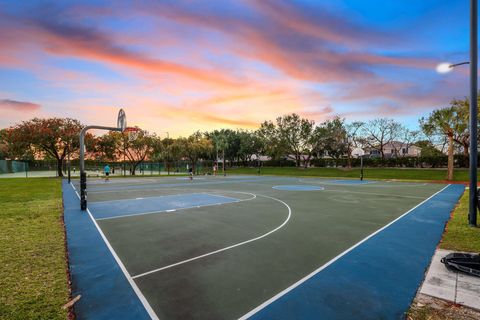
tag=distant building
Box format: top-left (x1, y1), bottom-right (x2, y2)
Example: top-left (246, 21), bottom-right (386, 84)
top-left (250, 155), bottom-right (271, 161)
top-left (365, 141), bottom-right (421, 158)
top-left (351, 147), bottom-right (365, 158)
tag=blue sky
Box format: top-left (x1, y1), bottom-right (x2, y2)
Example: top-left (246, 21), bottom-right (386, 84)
top-left (0, 0), bottom-right (472, 136)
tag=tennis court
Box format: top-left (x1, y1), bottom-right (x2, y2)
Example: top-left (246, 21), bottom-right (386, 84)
top-left (63, 175), bottom-right (464, 319)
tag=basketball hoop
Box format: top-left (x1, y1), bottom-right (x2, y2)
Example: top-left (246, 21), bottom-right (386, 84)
top-left (124, 127), bottom-right (140, 141)
top-left (117, 109), bottom-right (127, 132)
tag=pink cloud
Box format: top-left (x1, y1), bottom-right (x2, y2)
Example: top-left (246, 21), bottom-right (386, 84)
top-left (146, 1), bottom-right (437, 84)
top-left (0, 12), bottom-right (241, 88)
top-left (0, 99), bottom-right (41, 112)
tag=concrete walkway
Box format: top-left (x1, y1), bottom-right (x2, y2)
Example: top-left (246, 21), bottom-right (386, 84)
top-left (420, 249), bottom-right (480, 310)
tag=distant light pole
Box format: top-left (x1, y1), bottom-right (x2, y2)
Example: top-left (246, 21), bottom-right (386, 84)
top-left (161, 132), bottom-right (169, 175)
top-left (435, 0), bottom-right (477, 226)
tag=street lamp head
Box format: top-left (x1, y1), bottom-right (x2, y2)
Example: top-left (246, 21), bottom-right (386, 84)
top-left (436, 62), bottom-right (453, 74)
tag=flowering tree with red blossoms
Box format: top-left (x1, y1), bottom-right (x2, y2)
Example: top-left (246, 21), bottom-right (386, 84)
top-left (7, 118), bottom-right (84, 177)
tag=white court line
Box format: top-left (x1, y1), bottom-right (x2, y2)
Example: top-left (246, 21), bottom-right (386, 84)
top-left (238, 184), bottom-right (451, 320)
top-left (69, 183), bottom-right (159, 320)
top-left (88, 192), bottom-right (208, 204)
top-left (95, 193), bottom-right (256, 221)
top-left (84, 177), bottom-right (283, 194)
top-left (199, 192), bottom-right (254, 202)
top-left (357, 182), bottom-right (430, 188)
top-left (323, 189), bottom-right (426, 199)
top-left (132, 193), bottom-right (291, 279)
top-left (298, 178), bottom-right (430, 188)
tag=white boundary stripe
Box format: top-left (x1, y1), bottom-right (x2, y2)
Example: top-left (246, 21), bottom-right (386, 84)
top-left (84, 177), bottom-right (285, 194)
top-left (323, 189), bottom-right (426, 199)
top-left (298, 179), bottom-right (377, 186)
top-left (238, 184), bottom-right (451, 320)
top-left (299, 178), bottom-right (430, 188)
top-left (69, 183), bottom-right (159, 320)
top-left (132, 194), bottom-right (291, 279)
top-left (88, 192), bottom-right (210, 204)
top-left (95, 193), bottom-right (256, 221)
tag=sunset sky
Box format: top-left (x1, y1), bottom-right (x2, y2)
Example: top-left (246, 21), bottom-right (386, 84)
top-left (0, 1), bottom-right (471, 137)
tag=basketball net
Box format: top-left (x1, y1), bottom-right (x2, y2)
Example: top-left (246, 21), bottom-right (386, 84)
top-left (124, 127), bottom-right (140, 142)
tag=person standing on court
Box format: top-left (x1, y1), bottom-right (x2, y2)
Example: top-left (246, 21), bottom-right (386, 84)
top-left (213, 163), bottom-right (217, 176)
top-left (104, 164), bottom-right (111, 182)
top-left (189, 166), bottom-right (193, 180)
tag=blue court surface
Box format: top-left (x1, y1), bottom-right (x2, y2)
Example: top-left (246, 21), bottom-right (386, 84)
top-left (63, 175), bottom-right (464, 319)
top-left (89, 193), bottom-right (239, 220)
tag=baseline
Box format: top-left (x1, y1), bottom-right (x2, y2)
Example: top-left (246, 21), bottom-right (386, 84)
top-left (322, 188), bottom-right (427, 199)
top-left (85, 176), bottom-right (297, 193)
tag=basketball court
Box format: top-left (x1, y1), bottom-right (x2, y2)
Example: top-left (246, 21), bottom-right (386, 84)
top-left (63, 175), bottom-right (464, 319)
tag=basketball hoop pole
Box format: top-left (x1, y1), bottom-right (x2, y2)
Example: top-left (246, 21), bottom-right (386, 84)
top-left (79, 109), bottom-right (127, 210)
top-left (360, 155), bottom-right (364, 181)
top-left (79, 125), bottom-right (122, 210)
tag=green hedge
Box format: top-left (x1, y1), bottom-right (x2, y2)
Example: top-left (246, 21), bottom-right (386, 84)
top-left (308, 155), bottom-right (472, 168)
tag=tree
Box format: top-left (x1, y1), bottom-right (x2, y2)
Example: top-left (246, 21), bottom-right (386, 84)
top-left (395, 128), bottom-right (421, 158)
top-left (415, 140), bottom-right (444, 157)
top-left (449, 98), bottom-right (470, 158)
top-left (91, 132), bottom-right (119, 161)
top-left (150, 136), bottom-right (175, 174)
top-left (224, 130), bottom-right (241, 164)
top-left (345, 121), bottom-right (364, 168)
top-left (237, 130), bottom-right (263, 164)
top-left (6, 118), bottom-right (83, 176)
top-left (360, 118), bottom-right (402, 159)
top-left (0, 129), bottom-right (7, 159)
top-left (425, 97), bottom-right (480, 161)
top-left (166, 138), bottom-right (184, 173)
top-left (314, 117), bottom-right (349, 166)
top-left (114, 129), bottom-right (156, 175)
top-left (149, 135), bottom-right (165, 172)
top-left (420, 106), bottom-right (462, 180)
top-left (257, 121), bottom-right (285, 160)
top-left (0, 128), bottom-right (35, 160)
top-left (207, 130), bottom-right (229, 173)
top-left (260, 113), bottom-right (315, 167)
top-left (179, 132), bottom-right (213, 173)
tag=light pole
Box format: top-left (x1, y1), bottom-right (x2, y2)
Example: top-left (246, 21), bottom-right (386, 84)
top-left (470, 0), bottom-right (478, 226)
top-left (161, 132), bottom-right (170, 175)
top-left (436, 0), bottom-right (477, 226)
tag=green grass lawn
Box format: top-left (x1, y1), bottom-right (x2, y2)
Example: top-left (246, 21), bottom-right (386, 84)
top-left (227, 167), bottom-right (477, 181)
top-left (440, 191), bottom-right (480, 252)
top-left (0, 178), bottom-right (69, 320)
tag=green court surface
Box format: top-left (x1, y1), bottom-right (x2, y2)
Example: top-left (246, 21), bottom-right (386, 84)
top-left (66, 175), bottom-right (455, 319)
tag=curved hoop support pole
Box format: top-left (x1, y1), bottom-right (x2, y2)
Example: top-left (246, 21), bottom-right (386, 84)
top-left (79, 125), bottom-right (122, 210)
